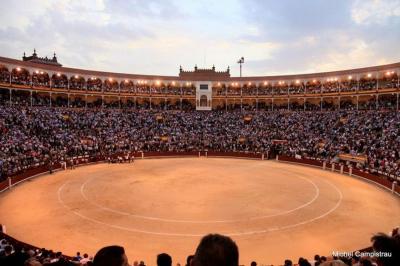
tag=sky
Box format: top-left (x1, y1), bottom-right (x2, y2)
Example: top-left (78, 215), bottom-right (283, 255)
top-left (0, 0), bottom-right (399, 77)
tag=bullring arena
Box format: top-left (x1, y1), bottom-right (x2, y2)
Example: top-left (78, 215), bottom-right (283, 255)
top-left (0, 156), bottom-right (399, 265)
top-left (2, 1), bottom-right (400, 265)
top-left (1, 44), bottom-right (400, 266)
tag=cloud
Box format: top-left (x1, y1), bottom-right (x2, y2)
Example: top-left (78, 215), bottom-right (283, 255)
top-left (240, 0), bottom-right (353, 42)
top-left (351, 0), bottom-right (400, 25)
top-left (236, 0), bottom-right (400, 76)
top-left (0, 0), bottom-right (398, 76)
top-left (0, 0), bottom-right (53, 31)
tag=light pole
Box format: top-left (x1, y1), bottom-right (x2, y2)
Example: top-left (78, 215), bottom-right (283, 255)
top-left (237, 57), bottom-right (244, 77)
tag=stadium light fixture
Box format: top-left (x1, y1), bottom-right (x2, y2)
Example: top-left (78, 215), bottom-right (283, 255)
top-left (237, 57), bottom-right (244, 77)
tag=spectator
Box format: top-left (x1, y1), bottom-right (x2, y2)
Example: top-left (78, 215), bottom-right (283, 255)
top-left (320, 260), bottom-right (347, 266)
top-left (93, 246), bottom-right (128, 266)
top-left (80, 253), bottom-right (91, 265)
top-left (192, 234), bottom-right (239, 266)
top-left (371, 233), bottom-right (400, 266)
top-left (312, 255), bottom-right (321, 266)
top-left (185, 255), bottom-right (194, 266)
top-left (157, 253), bottom-right (172, 266)
top-left (0, 245), bottom-right (16, 266)
top-left (298, 257), bottom-right (312, 266)
top-left (351, 256), bottom-right (360, 266)
top-left (284, 259), bottom-right (293, 266)
top-left (24, 258), bottom-right (42, 266)
top-left (358, 258), bottom-right (372, 266)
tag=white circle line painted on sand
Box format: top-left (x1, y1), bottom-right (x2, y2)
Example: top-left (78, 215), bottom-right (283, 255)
top-left (57, 179), bottom-right (343, 237)
top-left (57, 182), bottom-right (199, 237)
top-left (79, 173), bottom-right (320, 223)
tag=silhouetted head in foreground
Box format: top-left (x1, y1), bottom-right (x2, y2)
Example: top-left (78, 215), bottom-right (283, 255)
top-left (192, 234), bottom-right (239, 266)
top-left (93, 245), bottom-right (128, 266)
top-left (371, 233), bottom-right (400, 266)
top-left (157, 253), bottom-right (172, 266)
top-left (186, 255), bottom-right (194, 266)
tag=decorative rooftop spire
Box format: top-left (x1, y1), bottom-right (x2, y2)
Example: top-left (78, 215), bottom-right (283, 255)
top-left (22, 49), bottom-right (62, 66)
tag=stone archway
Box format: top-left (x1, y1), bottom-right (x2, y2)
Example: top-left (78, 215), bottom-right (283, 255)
top-left (200, 95), bottom-right (208, 107)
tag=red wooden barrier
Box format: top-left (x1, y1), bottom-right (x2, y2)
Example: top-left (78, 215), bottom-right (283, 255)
top-left (207, 151), bottom-right (262, 159)
top-left (277, 155), bottom-right (324, 167)
top-left (144, 151), bottom-right (199, 157)
top-left (0, 179), bottom-right (8, 192)
top-left (277, 155), bottom-right (399, 194)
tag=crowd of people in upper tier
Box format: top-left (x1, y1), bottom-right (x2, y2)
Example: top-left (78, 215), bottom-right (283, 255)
top-left (1, 231), bottom-right (400, 266)
top-left (0, 105), bottom-right (399, 181)
top-left (0, 66), bottom-right (398, 95)
top-left (1, 87), bottom-right (399, 112)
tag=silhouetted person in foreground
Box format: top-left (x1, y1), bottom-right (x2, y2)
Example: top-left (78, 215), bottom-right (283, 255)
top-left (157, 253), bottom-right (172, 266)
top-left (93, 245), bottom-right (128, 266)
top-left (371, 233), bottom-right (400, 266)
top-left (192, 234), bottom-right (238, 266)
top-left (185, 255), bottom-right (194, 266)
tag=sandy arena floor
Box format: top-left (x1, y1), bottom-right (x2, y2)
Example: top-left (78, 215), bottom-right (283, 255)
top-left (0, 158), bottom-right (399, 265)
